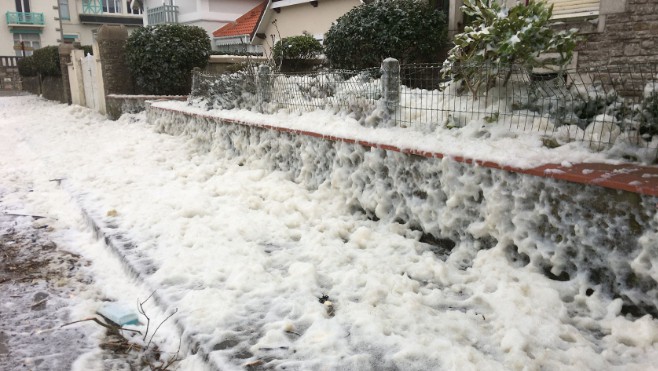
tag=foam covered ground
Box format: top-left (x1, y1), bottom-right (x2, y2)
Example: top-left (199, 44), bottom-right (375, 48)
top-left (2, 96), bottom-right (658, 370)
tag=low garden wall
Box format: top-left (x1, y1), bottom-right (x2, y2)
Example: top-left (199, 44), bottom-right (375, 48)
top-left (147, 102), bottom-right (658, 318)
top-left (106, 94), bottom-right (187, 120)
top-left (21, 76), bottom-right (40, 95)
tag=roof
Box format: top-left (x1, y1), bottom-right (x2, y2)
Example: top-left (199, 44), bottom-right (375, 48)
top-left (212, 1), bottom-right (267, 39)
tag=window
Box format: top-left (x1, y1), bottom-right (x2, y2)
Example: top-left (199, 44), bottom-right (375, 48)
top-left (104, 0), bottom-right (122, 14)
top-left (15, 0), bottom-right (30, 13)
top-left (127, 0), bottom-right (143, 15)
top-left (13, 33), bottom-right (40, 57)
top-left (59, 0), bottom-right (70, 20)
top-left (63, 34), bottom-right (78, 43)
top-left (543, 0), bottom-right (600, 19)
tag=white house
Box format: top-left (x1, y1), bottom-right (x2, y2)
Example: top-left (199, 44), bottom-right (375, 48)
top-left (143, 0), bottom-right (262, 49)
top-left (1, 0), bottom-right (144, 56)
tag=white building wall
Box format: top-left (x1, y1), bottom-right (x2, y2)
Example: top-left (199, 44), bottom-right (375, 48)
top-left (255, 0), bottom-right (361, 56)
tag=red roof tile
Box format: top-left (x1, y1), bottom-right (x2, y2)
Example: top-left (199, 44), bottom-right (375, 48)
top-left (212, 1), bottom-right (267, 38)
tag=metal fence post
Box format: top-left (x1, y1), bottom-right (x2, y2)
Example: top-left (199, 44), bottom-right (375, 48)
top-left (258, 64), bottom-right (271, 112)
top-left (381, 58), bottom-right (400, 122)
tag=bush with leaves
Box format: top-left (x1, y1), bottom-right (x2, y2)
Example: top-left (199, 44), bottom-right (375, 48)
top-left (17, 55), bottom-right (37, 77)
top-left (272, 34), bottom-right (323, 65)
top-left (34, 46), bottom-right (62, 76)
top-left (125, 24), bottom-right (211, 95)
top-left (442, 0), bottom-right (580, 97)
top-left (81, 45), bottom-right (93, 56)
top-left (324, 0), bottom-right (448, 70)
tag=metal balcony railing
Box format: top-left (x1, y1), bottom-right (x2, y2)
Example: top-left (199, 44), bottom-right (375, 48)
top-left (5, 11), bottom-right (45, 25)
top-left (147, 4), bottom-right (178, 25)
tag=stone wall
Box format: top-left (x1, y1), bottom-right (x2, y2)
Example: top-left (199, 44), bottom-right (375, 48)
top-left (59, 44), bottom-right (74, 104)
top-left (577, 0), bottom-right (658, 68)
top-left (40, 76), bottom-right (65, 103)
top-left (96, 25), bottom-right (134, 96)
top-left (0, 57), bottom-right (21, 90)
top-left (21, 76), bottom-right (40, 95)
top-left (147, 104), bottom-right (658, 317)
top-left (19, 75), bottom-right (65, 102)
top-left (106, 94), bottom-right (187, 120)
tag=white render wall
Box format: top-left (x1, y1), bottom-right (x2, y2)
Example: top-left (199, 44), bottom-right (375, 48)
top-left (0, 0), bottom-right (61, 56)
top-left (1, 0), bottom-right (143, 56)
top-left (255, 0), bottom-right (361, 56)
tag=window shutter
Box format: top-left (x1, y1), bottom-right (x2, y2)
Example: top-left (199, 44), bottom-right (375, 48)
top-left (544, 0), bottom-right (600, 19)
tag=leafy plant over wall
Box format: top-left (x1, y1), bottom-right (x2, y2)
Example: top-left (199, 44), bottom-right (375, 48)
top-left (442, 0), bottom-right (580, 97)
top-left (125, 24), bottom-right (211, 95)
top-left (17, 55), bottom-right (37, 77)
top-left (324, 0), bottom-right (448, 70)
top-left (272, 34), bottom-right (323, 70)
top-left (18, 46), bottom-right (62, 77)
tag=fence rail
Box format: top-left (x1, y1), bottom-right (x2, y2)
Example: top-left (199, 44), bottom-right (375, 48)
top-left (0, 56), bottom-right (21, 67)
top-left (190, 61), bottom-right (658, 161)
top-left (5, 11), bottom-right (44, 25)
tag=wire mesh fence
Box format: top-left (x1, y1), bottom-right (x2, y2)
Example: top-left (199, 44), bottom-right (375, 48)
top-left (189, 61), bottom-right (658, 160)
top-left (269, 68), bottom-right (382, 114)
top-left (397, 62), bottom-right (658, 159)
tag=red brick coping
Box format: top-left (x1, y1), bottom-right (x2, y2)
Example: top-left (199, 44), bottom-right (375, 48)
top-left (154, 106), bottom-right (658, 198)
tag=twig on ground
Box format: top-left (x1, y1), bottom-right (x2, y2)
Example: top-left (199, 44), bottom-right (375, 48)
top-left (4, 212), bottom-right (47, 220)
top-left (61, 317), bottom-right (142, 335)
top-left (138, 290), bottom-right (157, 342)
top-left (147, 308), bottom-right (178, 349)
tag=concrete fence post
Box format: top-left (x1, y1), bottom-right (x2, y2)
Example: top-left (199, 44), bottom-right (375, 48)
top-left (190, 67), bottom-right (201, 96)
top-left (381, 57), bottom-right (400, 119)
top-left (258, 64), bottom-right (271, 112)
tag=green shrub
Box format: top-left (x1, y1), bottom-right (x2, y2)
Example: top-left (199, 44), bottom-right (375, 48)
top-left (31, 46), bottom-right (61, 76)
top-left (272, 34), bottom-right (323, 61)
top-left (81, 45), bottom-right (93, 56)
top-left (17, 55), bottom-right (37, 77)
top-left (125, 24), bottom-right (211, 95)
top-left (442, 0), bottom-right (580, 97)
top-left (324, 0), bottom-right (448, 70)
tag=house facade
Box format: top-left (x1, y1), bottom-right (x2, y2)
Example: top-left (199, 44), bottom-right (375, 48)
top-left (1, 0), bottom-right (143, 57)
top-left (143, 0), bottom-right (262, 50)
top-left (252, 0), bottom-right (362, 56)
top-left (212, 1), bottom-right (266, 54)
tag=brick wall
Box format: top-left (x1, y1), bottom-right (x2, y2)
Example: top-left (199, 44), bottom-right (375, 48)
top-left (577, 0), bottom-right (658, 68)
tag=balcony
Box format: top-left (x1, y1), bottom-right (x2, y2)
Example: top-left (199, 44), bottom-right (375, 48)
top-left (79, 0), bottom-right (144, 26)
top-left (147, 5), bottom-right (178, 25)
top-left (5, 11), bottom-right (45, 27)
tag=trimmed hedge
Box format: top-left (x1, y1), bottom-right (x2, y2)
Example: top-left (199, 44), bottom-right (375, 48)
top-left (324, 0), bottom-right (448, 69)
top-left (17, 55), bottom-right (37, 77)
top-left (18, 46), bottom-right (61, 77)
top-left (272, 34), bottom-right (324, 71)
top-left (125, 24), bottom-right (211, 95)
top-left (272, 34), bottom-right (323, 61)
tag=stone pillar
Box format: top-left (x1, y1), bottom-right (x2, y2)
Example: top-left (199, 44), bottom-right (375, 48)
top-left (381, 58), bottom-right (400, 119)
top-left (59, 43), bottom-right (74, 104)
top-left (258, 64), bottom-right (271, 112)
top-left (96, 25), bottom-right (134, 96)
